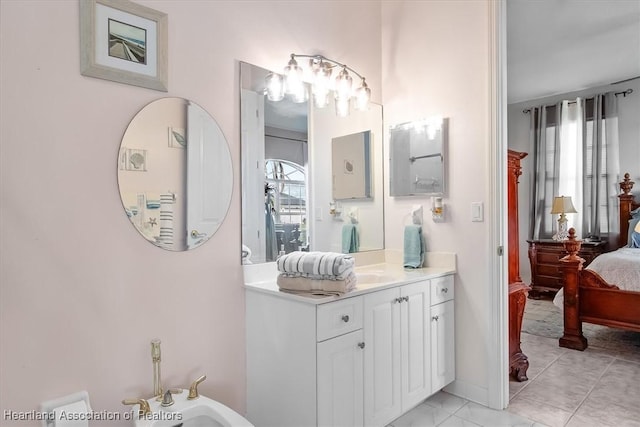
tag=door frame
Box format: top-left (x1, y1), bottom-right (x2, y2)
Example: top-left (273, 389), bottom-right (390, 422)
top-left (487, 0), bottom-right (509, 410)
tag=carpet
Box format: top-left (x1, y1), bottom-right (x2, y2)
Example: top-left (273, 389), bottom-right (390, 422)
top-left (522, 298), bottom-right (640, 354)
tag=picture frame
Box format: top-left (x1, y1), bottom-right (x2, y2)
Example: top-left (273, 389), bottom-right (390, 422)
top-left (80, 0), bottom-right (168, 91)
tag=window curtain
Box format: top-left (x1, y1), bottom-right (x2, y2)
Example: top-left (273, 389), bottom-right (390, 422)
top-left (581, 93), bottom-right (620, 246)
top-left (528, 92), bottom-right (620, 242)
top-left (529, 102), bottom-right (562, 239)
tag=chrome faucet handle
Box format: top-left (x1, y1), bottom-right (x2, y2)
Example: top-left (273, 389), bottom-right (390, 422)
top-left (154, 387), bottom-right (182, 401)
top-left (122, 398), bottom-right (151, 418)
top-left (161, 389), bottom-right (174, 407)
top-left (187, 374), bottom-right (207, 400)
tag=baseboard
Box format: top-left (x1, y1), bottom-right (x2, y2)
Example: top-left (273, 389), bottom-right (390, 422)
top-left (443, 379), bottom-right (489, 407)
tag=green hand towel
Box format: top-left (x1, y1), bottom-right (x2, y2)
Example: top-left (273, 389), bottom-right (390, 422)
top-left (342, 224), bottom-right (359, 254)
top-left (403, 225), bottom-right (424, 268)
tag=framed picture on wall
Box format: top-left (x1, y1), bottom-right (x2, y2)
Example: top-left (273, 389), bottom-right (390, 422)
top-left (80, 0), bottom-right (168, 91)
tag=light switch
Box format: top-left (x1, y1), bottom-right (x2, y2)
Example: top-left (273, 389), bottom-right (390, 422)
top-left (471, 202), bottom-right (483, 222)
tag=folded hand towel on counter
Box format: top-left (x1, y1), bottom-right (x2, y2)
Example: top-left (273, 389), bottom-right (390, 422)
top-left (403, 224), bottom-right (424, 268)
top-left (277, 272), bottom-right (357, 295)
top-left (277, 251), bottom-right (355, 279)
top-left (342, 224), bottom-right (360, 254)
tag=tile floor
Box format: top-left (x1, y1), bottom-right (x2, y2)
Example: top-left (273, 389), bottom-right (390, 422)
top-left (386, 309), bottom-right (640, 426)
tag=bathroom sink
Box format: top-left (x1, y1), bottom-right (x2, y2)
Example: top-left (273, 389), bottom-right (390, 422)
top-left (134, 390), bottom-right (253, 427)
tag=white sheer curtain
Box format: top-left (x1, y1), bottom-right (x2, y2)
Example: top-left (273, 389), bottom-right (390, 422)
top-left (528, 92), bottom-right (620, 242)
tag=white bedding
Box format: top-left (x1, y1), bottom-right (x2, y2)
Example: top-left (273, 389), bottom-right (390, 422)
top-left (553, 247), bottom-right (640, 308)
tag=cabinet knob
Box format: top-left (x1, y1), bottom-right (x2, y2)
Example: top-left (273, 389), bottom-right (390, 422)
top-left (357, 342), bottom-right (365, 349)
top-left (403, 296), bottom-right (409, 302)
top-left (394, 297), bottom-right (402, 304)
top-left (341, 315), bottom-right (350, 323)
top-left (441, 288), bottom-right (448, 293)
top-left (432, 315), bottom-right (439, 321)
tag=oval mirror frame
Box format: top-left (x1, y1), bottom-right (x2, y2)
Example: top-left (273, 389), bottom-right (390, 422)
top-left (117, 97), bottom-right (233, 251)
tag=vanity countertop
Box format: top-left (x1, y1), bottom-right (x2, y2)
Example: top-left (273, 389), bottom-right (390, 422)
top-left (244, 262), bottom-right (456, 305)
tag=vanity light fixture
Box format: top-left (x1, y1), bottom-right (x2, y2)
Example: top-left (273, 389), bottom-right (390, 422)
top-left (265, 53), bottom-right (371, 116)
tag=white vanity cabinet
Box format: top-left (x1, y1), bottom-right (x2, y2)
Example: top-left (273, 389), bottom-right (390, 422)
top-left (245, 272), bottom-right (455, 427)
top-left (363, 281), bottom-right (432, 426)
top-left (430, 276), bottom-right (455, 392)
top-left (316, 296), bottom-right (365, 426)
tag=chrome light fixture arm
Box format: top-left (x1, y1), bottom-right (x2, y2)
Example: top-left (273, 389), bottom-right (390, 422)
top-left (289, 53), bottom-right (366, 81)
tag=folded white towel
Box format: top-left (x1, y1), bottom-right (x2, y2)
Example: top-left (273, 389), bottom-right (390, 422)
top-left (277, 251), bottom-right (355, 279)
top-left (277, 272), bottom-right (357, 295)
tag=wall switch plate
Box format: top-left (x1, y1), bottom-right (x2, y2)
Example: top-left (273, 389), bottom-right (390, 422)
top-left (471, 202), bottom-right (484, 222)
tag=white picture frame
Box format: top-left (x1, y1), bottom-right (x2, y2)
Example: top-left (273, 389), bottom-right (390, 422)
top-left (80, 0), bottom-right (168, 91)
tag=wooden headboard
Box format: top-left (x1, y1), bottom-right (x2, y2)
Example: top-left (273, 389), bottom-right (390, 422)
top-left (619, 173), bottom-right (640, 248)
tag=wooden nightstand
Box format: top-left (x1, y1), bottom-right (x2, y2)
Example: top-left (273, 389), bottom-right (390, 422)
top-left (527, 239), bottom-right (607, 298)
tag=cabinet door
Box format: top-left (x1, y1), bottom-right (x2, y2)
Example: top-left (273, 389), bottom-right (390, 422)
top-left (317, 329), bottom-right (364, 427)
top-left (431, 300), bottom-right (455, 392)
top-left (364, 287), bottom-right (401, 427)
top-left (400, 281), bottom-right (431, 411)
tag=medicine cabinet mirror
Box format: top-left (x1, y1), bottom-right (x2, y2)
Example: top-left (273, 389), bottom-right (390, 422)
top-left (240, 61), bottom-right (384, 264)
top-left (389, 117), bottom-right (448, 196)
top-left (117, 97), bottom-right (233, 251)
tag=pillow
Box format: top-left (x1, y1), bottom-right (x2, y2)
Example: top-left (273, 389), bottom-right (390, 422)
top-left (628, 216), bottom-right (640, 247)
top-left (632, 221), bottom-right (640, 248)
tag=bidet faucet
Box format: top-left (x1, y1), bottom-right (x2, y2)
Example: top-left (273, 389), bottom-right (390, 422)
top-left (187, 374), bottom-right (207, 400)
top-left (151, 339), bottom-right (163, 398)
top-left (122, 398), bottom-right (151, 418)
top-left (161, 389), bottom-right (174, 407)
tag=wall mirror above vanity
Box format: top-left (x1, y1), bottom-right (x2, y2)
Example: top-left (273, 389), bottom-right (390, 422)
top-left (240, 61), bottom-right (384, 264)
top-left (389, 117), bottom-right (448, 196)
top-left (117, 97), bottom-right (233, 251)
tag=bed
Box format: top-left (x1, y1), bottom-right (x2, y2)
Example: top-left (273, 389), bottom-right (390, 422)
top-left (558, 173), bottom-right (640, 350)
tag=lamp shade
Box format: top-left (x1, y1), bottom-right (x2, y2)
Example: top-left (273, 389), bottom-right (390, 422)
top-left (550, 196), bottom-right (577, 214)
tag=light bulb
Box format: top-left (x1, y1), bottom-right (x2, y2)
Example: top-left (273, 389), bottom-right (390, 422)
top-left (312, 61), bottom-right (331, 108)
top-left (265, 72), bottom-right (284, 102)
top-left (335, 66), bottom-right (352, 101)
top-left (284, 55), bottom-right (304, 98)
top-left (354, 78), bottom-right (371, 111)
top-left (335, 96), bottom-right (350, 117)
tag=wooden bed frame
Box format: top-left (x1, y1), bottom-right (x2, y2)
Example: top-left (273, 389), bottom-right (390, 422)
top-left (559, 173), bottom-right (640, 350)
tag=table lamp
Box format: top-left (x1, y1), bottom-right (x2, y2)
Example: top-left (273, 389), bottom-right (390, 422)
top-left (551, 196), bottom-right (577, 240)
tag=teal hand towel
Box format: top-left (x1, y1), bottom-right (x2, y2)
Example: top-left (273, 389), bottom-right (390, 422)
top-left (403, 225), bottom-right (424, 268)
top-left (342, 224), bottom-right (359, 254)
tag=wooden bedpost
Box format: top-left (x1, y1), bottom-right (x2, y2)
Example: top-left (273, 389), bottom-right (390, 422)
top-left (559, 228), bottom-right (588, 350)
top-left (619, 173), bottom-right (635, 248)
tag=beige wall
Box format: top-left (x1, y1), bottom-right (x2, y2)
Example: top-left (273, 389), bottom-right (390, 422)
top-left (0, 1), bottom-right (382, 425)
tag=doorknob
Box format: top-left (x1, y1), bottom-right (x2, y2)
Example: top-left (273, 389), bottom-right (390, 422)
top-left (191, 230), bottom-right (207, 239)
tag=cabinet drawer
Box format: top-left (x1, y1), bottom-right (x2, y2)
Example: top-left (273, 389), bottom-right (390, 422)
top-left (431, 275), bottom-right (454, 305)
top-left (537, 252), bottom-right (562, 263)
top-left (537, 264), bottom-right (560, 278)
top-left (317, 296), bottom-right (363, 342)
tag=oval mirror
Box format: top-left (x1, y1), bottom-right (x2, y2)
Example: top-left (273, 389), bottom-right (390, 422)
top-left (117, 97), bottom-right (232, 251)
